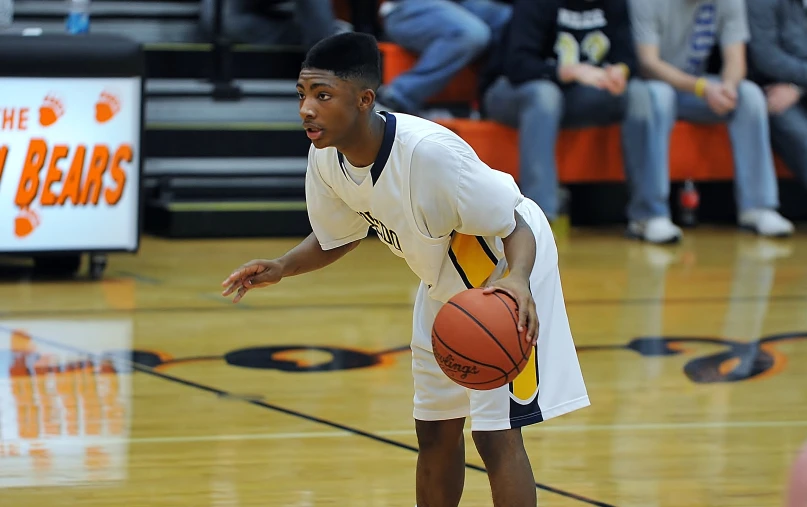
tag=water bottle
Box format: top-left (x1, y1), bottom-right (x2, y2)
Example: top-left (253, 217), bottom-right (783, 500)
top-left (678, 179), bottom-right (700, 227)
top-left (66, 0), bottom-right (90, 34)
top-left (0, 0), bottom-right (13, 30)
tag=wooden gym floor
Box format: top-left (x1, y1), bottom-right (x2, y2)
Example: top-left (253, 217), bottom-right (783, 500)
top-left (0, 227), bottom-right (806, 506)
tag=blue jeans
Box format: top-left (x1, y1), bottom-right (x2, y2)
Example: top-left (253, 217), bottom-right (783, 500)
top-left (483, 77), bottom-right (663, 222)
top-left (381, 0), bottom-right (512, 112)
top-left (646, 78), bottom-right (780, 213)
top-left (769, 99), bottom-right (807, 189)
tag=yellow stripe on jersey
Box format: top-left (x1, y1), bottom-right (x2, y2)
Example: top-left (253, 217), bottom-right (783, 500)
top-left (448, 234), bottom-right (500, 289)
top-left (512, 346), bottom-right (539, 403)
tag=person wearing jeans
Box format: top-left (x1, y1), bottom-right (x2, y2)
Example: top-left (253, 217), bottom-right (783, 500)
top-left (746, 0), bottom-right (807, 191)
top-left (480, 0), bottom-right (681, 243)
top-left (375, 0), bottom-right (512, 115)
top-left (630, 0), bottom-right (794, 237)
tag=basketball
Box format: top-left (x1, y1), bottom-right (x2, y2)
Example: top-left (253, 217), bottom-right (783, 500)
top-left (431, 288), bottom-right (530, 390)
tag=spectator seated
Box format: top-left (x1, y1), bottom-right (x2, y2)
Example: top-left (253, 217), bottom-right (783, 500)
top-left (378, 42), bottom-right (793, 185)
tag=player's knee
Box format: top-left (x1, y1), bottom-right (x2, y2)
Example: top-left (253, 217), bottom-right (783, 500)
top-left (415, 418), bottom-right (464, 453)
top-left (519, 80), bottom-right (563, 116)
top-left (472, 428), bottom-right (525, 467)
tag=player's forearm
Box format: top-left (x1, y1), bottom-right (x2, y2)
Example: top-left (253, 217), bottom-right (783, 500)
top-left (501, 211), bottom-right (536, 281)
top-left (278, 232), bottom-right (360, 277)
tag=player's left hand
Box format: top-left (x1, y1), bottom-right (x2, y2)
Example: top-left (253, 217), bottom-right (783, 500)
top-left (483, 277), bottom-right (538, 346)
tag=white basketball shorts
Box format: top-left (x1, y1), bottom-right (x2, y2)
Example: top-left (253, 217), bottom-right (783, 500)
top-left (410, 199), bottom-right (590, 431)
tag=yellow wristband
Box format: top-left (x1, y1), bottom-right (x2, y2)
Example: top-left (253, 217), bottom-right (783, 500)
top-left (694, 77), bottom-right (708, 98)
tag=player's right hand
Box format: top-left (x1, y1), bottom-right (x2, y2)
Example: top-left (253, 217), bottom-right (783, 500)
top-left (221, 259), bottom-right (285, 303)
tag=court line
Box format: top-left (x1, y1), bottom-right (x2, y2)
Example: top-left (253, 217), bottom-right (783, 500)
top-left (0, 325), bottom-right (617, 507)
top-left (1, 293), bottom-right (806, 318)
top-left (72, 419), bottom-right (807, 446)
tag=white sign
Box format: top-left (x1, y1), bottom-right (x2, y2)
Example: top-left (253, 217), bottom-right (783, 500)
top-left (0, 77), bottom-right (141, 253)
top-left (0, 319), bottom-right (133, 488)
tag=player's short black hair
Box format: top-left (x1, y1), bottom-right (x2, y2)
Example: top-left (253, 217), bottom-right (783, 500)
top-left (301, 32), bottom-right (382, 91)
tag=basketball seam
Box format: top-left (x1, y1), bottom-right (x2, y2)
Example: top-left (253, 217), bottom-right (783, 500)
top-left (446, 301), bottom-right (519, 369)
top-left (432, 328), bottom-right (509, 376)
top-left (492, 291), bottom-right (527, 358)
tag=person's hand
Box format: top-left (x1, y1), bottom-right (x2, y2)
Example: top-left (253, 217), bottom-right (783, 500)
top-left (482, 277), bottom-right (538, 346)
top-left (704, 80), bottom-right (736, 116)
top-left (603, 64), bottom-right (628, 95)
top-left (571, 64), bottom-right (611, 90)
top-left (221, 258), bottom-right (285, 303)
top-left (765, 83), bottom-right (802, 115)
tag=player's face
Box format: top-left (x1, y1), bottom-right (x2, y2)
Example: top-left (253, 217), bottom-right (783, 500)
top-left (297, 68), bottom-right (370, 149)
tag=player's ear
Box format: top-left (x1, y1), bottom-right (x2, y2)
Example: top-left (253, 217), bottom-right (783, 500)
top-left (357, 88), bottom-right (375, 112)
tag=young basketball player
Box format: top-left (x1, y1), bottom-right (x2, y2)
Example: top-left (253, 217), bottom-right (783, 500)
top-left (221, 32), bottom-right (589, 507)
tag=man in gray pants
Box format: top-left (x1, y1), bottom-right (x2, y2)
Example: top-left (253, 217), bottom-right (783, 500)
top-left (746, 0), bottom-right (807, 192)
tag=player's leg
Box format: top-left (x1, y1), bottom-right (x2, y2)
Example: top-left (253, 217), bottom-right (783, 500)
top-left (411, 283), bottom-right (472, 507)
top-left (472, 428), bottom-right (536, 506)
top-left (414, 417), bottom-right (466, 507)
top-left (468, 201), bottom-right (589, 506)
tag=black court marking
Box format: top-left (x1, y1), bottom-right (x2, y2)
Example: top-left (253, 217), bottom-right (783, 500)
top-left (2, 293), bottom-right (806, 318)
top-left (0, 324), bottom-right (617, 507)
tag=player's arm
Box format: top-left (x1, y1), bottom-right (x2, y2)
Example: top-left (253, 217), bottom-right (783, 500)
top-left (220, 233), bottom-right (359, 303)
top-left (410, 138), bottom-right (538, 343)
top-left (221, 148), bottom-right (368, 303)
top-left (500, 211), bottom-right (536, 284)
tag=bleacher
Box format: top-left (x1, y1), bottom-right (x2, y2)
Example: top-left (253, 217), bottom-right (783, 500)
top-left (6, 0), bottom-right (804, 239)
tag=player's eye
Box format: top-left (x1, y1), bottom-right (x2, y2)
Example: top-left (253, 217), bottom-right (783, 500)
top-left (318, 93), bottom-right (331, 101)
top-left (297, 92), bottom-right (304, 100)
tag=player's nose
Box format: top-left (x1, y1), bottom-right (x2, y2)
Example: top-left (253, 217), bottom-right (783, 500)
top-left (299, 98), bottom-right (317, 119)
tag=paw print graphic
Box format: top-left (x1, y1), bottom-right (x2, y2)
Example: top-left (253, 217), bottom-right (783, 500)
top-left (95, 91), bottom-right (120, 124)
top-left (14, 207), bottom-right (40, 238)
top-left (39, 94), bottom-right (65, 127)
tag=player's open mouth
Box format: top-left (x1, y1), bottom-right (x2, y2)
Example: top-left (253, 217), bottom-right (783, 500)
top-left (305, 126), bottom-right (324, 140)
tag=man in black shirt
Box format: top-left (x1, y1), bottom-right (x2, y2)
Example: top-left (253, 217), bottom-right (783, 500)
top-left (481, 0), bottom-right (680, 243)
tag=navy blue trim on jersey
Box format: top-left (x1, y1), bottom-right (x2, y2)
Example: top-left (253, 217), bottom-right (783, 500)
top-left (372, 112), bottom-right (396, 185)
top-left (336, 112), bottom-right (397, 186)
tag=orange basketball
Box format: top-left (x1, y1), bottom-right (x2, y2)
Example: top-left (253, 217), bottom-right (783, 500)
top-left (431, 288), bottom-right (530, 390)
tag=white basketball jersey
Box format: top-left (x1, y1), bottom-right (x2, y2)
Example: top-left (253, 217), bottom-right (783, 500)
top-left (305, 112), bottom-right (549, 304)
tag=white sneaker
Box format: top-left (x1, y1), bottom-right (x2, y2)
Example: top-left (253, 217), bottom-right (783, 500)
top-left (738, 209), bottom-right (795, 237)
top-left (627, 216), bottom-right (683, 244)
